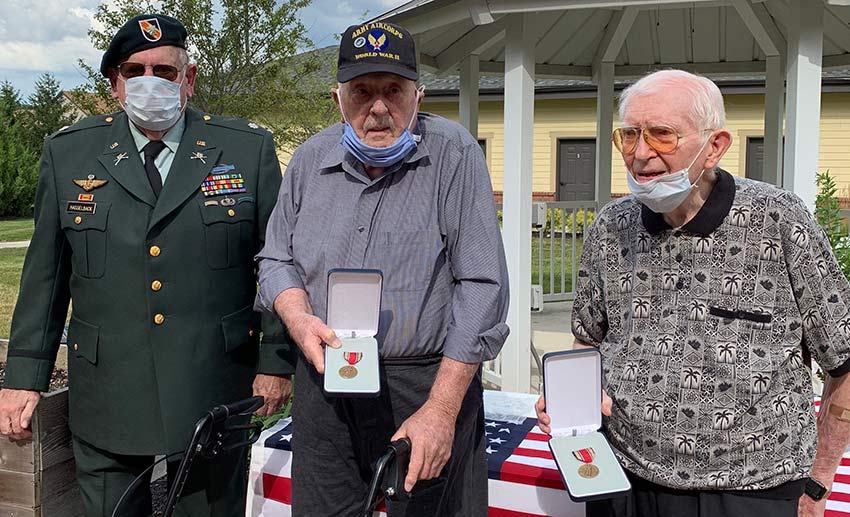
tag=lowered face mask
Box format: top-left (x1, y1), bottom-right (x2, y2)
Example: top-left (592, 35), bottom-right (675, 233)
top-left (338, 85), bottom-right (422, 168)
top-left (626, 140), bottom-right (708, 213)
top-left (121, 75), bottom-right (185, 132)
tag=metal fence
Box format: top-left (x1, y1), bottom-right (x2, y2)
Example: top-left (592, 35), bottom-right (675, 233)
top-left (841, 209), bottom-right (850, 237)
top-left (485, 200), bottom-right (598, 389)
top-left (533, 201), bottom-right (598, 302)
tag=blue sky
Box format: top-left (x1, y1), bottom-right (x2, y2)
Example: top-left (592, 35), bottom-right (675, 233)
top-left (0, 0), bottom-right (407, 98)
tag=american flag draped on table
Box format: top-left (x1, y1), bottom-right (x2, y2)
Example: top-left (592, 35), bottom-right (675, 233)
top-left (245, 397), bottom-right (850, 517)
top-left (247, 415), bottom-right (581, 517)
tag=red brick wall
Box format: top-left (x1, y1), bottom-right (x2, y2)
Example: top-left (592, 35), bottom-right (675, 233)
top-left (492, 192), bottom-right (629, 203)
top-left (493, 192), bottom-right (557, 203)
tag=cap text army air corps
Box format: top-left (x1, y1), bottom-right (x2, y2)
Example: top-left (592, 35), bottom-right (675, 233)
top-left (336, 22), bottom-right (418, 83)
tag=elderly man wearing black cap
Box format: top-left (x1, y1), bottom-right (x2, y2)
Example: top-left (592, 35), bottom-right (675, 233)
top-left (0, 13), bottom-right (294, 516)
top-left (256, 21), bottom-right (509, 516)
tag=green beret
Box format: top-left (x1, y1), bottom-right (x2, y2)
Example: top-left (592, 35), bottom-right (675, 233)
top-left (99, 14), bottom-right (187, 76)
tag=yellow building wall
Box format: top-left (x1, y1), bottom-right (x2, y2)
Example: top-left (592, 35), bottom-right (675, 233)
top-left (423, 92), bottom-right (850, 198)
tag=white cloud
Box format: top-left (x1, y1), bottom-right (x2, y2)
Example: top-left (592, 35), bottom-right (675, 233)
top-left (0, 35), bottom-right (100, 72)
top-left (302, 0), bottom-right (408, 48)
top-left (0, 0), bottom-right (99, 43)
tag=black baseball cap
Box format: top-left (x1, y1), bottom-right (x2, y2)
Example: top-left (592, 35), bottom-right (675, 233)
top-left (337, 22), bottom-right (418, 83)
top-left (100, 14), bottom-right (188, 76)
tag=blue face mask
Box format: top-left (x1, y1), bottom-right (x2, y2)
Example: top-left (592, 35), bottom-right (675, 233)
top-left (338, 85), bottom-right (421, 168)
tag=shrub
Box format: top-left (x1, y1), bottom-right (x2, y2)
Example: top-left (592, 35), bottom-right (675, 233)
top-left (547, 208), bottom-right (595, 235)
top-left (815, 170), bottom-right (850, 281)
top-left (495, 207), bottom-right (596, 234)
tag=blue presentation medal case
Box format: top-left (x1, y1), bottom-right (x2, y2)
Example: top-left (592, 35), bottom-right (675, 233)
top-left (543, 348), bottom-right (631, 502)
top-left (323, 269), bottom-right (382, 397)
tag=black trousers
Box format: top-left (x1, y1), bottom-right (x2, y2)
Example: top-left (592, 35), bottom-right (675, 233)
top-left (72, 436), bottom-right (247, 517)
top-left (587, 471), bottom-right (800, 517)
top-left (291, 354), bottom-right (488, 517)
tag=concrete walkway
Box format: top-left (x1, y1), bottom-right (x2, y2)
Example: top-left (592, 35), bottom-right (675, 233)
top-left (0, 240), bottom-right (29, 248)
top-left (525, 300), bottom-right (575, 393)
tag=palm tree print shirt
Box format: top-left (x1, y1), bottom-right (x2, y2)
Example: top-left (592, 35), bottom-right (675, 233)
top-left (572, 168), bottom-right (850, 491)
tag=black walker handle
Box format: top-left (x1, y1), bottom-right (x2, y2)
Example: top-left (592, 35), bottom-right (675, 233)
top-left (361, 438), bottom-right (412, 517)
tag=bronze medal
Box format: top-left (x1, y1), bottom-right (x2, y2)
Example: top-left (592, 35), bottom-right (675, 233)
top-left (339, 365), bottom-right (358, 379)
top-left (578, 463), bottom-right (599, 479)
top-left (573, 447), bottom-right (598, 479)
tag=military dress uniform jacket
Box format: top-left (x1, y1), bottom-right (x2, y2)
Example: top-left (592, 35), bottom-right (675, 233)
top-left (3, 108), bottom-right (294, 455)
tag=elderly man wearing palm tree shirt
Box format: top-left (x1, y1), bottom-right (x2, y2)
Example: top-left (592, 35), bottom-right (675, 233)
top-left (536, 69), bottom-right (850, 517)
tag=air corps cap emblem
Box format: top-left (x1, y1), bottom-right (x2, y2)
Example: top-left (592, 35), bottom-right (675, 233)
top-left (139, 18), bottom-right (163, 42)
top-left (367, 30), bottom-right (388, 51)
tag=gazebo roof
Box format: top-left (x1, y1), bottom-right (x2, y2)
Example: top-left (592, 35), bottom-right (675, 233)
top-left (376, 0), bottom-right (850, 79)
top-left (418, 67), bottom-right (850, 96)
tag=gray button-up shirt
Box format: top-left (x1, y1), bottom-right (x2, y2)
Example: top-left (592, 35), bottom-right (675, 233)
top-left (256, 113), bottom-right (509, 363)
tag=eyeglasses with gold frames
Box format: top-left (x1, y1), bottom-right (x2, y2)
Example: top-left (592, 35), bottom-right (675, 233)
top-left (612, 125), bottom-right (710, 155)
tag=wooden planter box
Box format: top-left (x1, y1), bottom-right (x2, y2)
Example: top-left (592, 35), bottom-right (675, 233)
top-left (0, 388), bottom-right (84, 516)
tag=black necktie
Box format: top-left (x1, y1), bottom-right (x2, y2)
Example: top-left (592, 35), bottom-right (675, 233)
top-left (143, 140), bottom-right (167, 197)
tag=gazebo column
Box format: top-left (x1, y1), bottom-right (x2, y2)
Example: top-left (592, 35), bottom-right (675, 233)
top-left (783, 0), bottom-right (823, 210)
top-left (591, 6), bottom-right (636, 206)
top-left (734, 0), bottom-right (786, 187)
top-left (763, 55), bottom-right (785, 187)
top-left (595, 62), bottom-right (614, 207)
top-left (459, 54), bottom-right (480, 138)
top-left (501, 13), bottom-right (534, 393)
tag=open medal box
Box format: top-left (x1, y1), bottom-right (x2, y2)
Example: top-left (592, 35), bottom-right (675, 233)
top-left (323, 269), bottom-right (382, 397)
top-left (543, 348), bottom-right (631, 502)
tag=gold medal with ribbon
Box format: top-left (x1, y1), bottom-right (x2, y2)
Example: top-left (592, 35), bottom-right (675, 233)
top-left (572, 447), bottom-right (599, 478)
top-left (339, 351), bottom-right (362, 379)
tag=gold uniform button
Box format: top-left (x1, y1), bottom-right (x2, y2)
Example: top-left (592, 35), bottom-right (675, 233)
top-left (105, 116), bottom-right (113, 123)
top-left (73, 343), bottom-right (79, 351)
top-left (151, 280), bottom-right (162, 291)
top-left (149, 245), bottom-right (161, 257)
top-left (74, 216), bottom-right (82, 224)
top-left (227, 209), bottom-right (236, 217)
top-left (154, 314), bottom-right (165, 325)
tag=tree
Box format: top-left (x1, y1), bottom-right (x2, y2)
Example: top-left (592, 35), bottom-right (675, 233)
top-left (22, 73), bottom-right (75, 153)
top-left (0, 81), bottom-right (40, 217)
top-left (74, 0), bottom-right (339, 151)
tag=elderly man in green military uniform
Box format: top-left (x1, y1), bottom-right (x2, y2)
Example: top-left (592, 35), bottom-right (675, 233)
top-left (0, 13), bottom-right (293, 516)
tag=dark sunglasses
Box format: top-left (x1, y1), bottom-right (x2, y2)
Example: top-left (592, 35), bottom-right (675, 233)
top-left (117, 62), bottom-right (184, 82)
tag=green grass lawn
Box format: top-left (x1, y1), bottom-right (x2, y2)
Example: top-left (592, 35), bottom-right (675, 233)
top-left (0, 218), bottom-right (34, 242)
top-left (0, 248), bottom-right (26, 339)
top-left (0, 230), bottom-right (585, 338)
top-left (532, 234), bottom-right (584, 295)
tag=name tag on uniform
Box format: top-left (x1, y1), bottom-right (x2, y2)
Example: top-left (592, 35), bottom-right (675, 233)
top-left (67, 201), bottom-right (96, 214)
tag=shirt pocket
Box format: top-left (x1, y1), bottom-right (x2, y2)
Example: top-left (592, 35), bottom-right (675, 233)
top-left (199, 200), bottom-right (255, 270)
top-left (708, 305), bottom-right (773, 328)
top-left (372, 230), bottom-right (442, 292)
top-left (60, 202), bottom-right (110, 279)
top-left (707, 304), bottom-right (776, 399)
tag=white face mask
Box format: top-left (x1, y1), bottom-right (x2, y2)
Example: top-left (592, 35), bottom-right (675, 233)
top-left (121, 75), bottom-right (185, 131)
top-left (626, 139), bottom-right (708, 213)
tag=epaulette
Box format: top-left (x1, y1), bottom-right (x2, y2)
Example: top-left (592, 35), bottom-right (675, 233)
top-left (201, 113), bottom-right (268, 136)
top-left (50, 112), bottom-right (120, 139)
